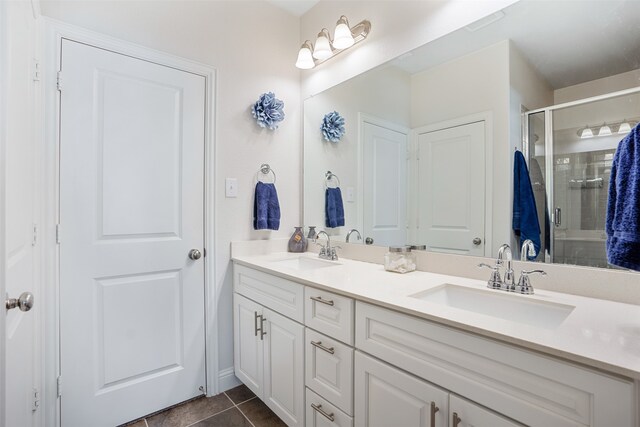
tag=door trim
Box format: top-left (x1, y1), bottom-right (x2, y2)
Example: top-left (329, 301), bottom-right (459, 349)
top-left (411, 111), bottom-right (493, 257)
top-left (0, 2), bottom-right (8, 421)
top-left (42, 19), bottom-right (217, 426)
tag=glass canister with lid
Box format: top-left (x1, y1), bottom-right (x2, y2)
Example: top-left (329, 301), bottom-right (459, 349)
top-left (384, 246), bottom-right (416, 273)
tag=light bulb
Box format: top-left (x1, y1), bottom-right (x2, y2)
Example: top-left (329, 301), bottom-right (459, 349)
top-left (295, 41), bottom-right (315, 69)
top-left (598, 123), bottom-right (612, 137)
top-left (313, 30), bottom-right (332, 60)
top-left (333, 16), bottom-right (354, 49)
top-left (579, 127), bottom-right (593, 139)
top-left (618, 121), bottom-right (632, 134)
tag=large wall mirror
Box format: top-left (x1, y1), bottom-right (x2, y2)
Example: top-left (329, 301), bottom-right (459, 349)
top-left (303, 0), bottom-right (640, 270)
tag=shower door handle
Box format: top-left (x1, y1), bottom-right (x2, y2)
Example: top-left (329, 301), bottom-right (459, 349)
top-left (554, 207), bottom-right (561, 226)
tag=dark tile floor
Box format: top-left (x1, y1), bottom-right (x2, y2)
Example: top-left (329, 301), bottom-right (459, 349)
top-left (121, 384), bottom-right (286, 427)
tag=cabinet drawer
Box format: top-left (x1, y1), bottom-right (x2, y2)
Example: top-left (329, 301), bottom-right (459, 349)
top-left (306, 328), bottom-right (354, 415)
top-left (305, 287), bottom-right (354, 344)
top-left (449, 394), bottom-right (524, 427)
top-left (234, 264), bottom-right (304, 322)
top-left (306, 387), bottom-right (353, 427)
top-left (355, 301), bottom-right (635, 427)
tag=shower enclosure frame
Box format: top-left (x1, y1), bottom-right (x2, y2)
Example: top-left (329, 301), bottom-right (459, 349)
top-left (522, 85), bottom-right (640, 265)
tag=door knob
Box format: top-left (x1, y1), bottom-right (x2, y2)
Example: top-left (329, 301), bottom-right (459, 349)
top-left (473, 237), bottom-right (482, 245)
top-left (6, 292), bottom-right (34, 312)
top-left (189, 249), bottom-right (202, 260)
top-left (365, 237), bottom-right (374, 245)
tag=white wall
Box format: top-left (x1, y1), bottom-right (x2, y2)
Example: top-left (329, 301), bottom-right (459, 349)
top-left (40, 0), bottom-right (301, 389)
top-left (554, 68), bottom-right (640, 104)
top-left (303, 65), bottom-right (410, 238)
top-left (300, 0), bottom-right (518, 98)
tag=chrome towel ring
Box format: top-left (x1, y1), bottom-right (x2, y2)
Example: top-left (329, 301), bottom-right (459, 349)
top-left (257, 163), bottom-right (276, 183)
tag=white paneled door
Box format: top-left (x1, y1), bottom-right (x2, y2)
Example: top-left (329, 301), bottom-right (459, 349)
top-left (59, 40), bottom-right (207, 426)
top-left (416, 121), bottom-right (485, 256)
top-left (362, 120), bottom-right (409, 247)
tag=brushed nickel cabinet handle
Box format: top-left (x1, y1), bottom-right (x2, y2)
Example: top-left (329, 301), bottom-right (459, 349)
top-left (311, 403), bottom-right (335, 422)
top-left (430, 402), bottom-right (439, 427)
top-left (254, 311), bottom-right (261, 336)
top-left (260, 316), bottom-right (267, 340)
top-left (311, 340), bottom-right (335, 354)
top-left (453, 412), bottom-right (461, 427)
top-left (310, 295), bottom-right (334, 306)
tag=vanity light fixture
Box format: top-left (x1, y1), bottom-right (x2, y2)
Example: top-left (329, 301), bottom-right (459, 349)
top-left (598, 123), bottom-right (612, 137)
top-left (578, 126), bottom-right (594, 139)
top-left (618, 120), bottom-right (632, 134)
top-left (296, 15), bottom-right (371, 69)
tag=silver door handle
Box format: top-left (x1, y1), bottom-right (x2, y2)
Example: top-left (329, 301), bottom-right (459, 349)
top-left (6, 292), bottom-right (34, 312)
top-left (311, 340), bottom-right (335, 354)
top-left (310, 403), bottom-right (335, 422)
top-left (365, 237), bottom-right (374, 245)
top-left (189, 249), bottom-right (202, 260)
top-left (260, 316), bottom-right (267, 340)
top-left (310, 295), bottom-right (334, 306)
top-left (254, 311), bottom-right (261, 336)
top-left (554, 207), bottom-right (561, 226)
top-left (472, 237), bottom-right (482, 245)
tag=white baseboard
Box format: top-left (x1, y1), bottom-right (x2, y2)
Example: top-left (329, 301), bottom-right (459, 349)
top-left (218, 367), bottom-right (241, 393)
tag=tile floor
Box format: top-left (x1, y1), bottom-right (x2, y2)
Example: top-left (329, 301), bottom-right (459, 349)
top-left (120, 384), bottom-right (286, 427)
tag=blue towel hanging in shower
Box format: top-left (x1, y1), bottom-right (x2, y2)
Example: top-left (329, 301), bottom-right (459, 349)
top-left (512, 150), bottom-right (541, 260)
top-left (606, 122), bottom-right (640, 271)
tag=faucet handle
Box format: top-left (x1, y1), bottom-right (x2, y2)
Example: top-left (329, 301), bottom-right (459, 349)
top-left (477, 263), bottom-right (502, 289)
top-left (517, 269), bottom-right (546, 295)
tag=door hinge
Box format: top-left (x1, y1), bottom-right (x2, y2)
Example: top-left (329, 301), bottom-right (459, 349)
top-left (56, 71), bottom-right (62, 91)
top-left (32, 388), bottom-right (40, 412)
top-left (57, 376), bottom-right (62, 398)
top-left (56, 224), bottom-right (61, 244)
top-left (32, 223), bottom-right (38, 246)
top-left (32, 59), bottom-right (40, 82)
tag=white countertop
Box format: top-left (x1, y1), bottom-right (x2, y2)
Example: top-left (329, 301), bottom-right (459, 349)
top-left (232, 251), bottom-right (640, 380)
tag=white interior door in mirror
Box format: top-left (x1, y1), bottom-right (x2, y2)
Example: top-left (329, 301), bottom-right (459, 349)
top-left (362, 120), bottom-right (409, 247)
top-left (59, 39), bottom-right (206, 427)
top-left (4, 1), bottom-right (39, 425)
top-left (416, 121), bottom-right (485, 256)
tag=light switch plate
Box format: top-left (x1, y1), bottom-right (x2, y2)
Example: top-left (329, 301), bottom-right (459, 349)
top-left (225, 178), bottom-right (238, 198)
top-left (345, 186), bottom-right (355, 202)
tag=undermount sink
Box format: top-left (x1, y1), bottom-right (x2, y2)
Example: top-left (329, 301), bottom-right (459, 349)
top-left (269, 256), bottom-right (340, 271)
top-left (410, 284), bottom-right (575, 329)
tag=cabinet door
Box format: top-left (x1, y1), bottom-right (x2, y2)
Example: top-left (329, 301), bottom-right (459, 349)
top-left (233, 293), bottom-right (264, 398)
top-left (449, 395), bottom-right (523, 427)
top-left (263, 307), bottom-right (305, 426)
top-left (354, 352), bottom-right (448, 427)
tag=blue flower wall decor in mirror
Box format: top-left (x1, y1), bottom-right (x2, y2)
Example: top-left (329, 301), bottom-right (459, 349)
top-left (252, 92), bottom-right (285, 130)
top-left (321, 111), bottom-right (346, 143)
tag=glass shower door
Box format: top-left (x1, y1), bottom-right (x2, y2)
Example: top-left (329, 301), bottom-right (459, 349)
top-left (550, 92), bottom-right (640, 268)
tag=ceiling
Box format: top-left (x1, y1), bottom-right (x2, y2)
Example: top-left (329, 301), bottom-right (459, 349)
top-left (391, 0), bottom-right (640, 89)
top-left (265, 0), bottom-right (319, 17)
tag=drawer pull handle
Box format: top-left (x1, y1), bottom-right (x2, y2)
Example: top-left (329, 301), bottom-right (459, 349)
top-left (311, 403), bottom-right (335, 422)
top-left (310, 295), bottom-right (334, 306)
top-left (452, 412), bottom-right (461, 427)
top-left (260, 316), bottom-right (267, 340)
top-left (254, 311), bottom-right (261, 336)
top-left (311, 340), bottom-right (335, 354)
top-left (430, 402), bottom-right (439, 427)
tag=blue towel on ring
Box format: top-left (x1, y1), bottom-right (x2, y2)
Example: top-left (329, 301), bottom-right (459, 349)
top-left (253, 182), bottom-right (280, 230)
top-left (606, 122), bottom-right (640, 271)
top-left (325, 187), bottom-right (345, 228)
top-left (512, 150), bottom-right (541, 260)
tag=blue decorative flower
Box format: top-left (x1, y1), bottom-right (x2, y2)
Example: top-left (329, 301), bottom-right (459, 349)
top-left (321, 111), bottom-right (346, 143)
top-left (252, 92), bottom-right (285, 130)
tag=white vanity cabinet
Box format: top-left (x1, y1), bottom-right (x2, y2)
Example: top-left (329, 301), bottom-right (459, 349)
top-left (233, 266), bottom-right (305, 427)
top-left (355, 301), bottom-right (635, 427)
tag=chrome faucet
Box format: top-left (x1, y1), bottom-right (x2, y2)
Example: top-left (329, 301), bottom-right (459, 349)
top-left (314, 231), bottom-right (340, 261)
top-left (497, 244), bottom-right (515, 290)
top-left (346, 229), bottom-right (362, 243)
top-left (479, 243), bottom-right (546, 294)
top-left (520, 239), bottom-right (536, 260)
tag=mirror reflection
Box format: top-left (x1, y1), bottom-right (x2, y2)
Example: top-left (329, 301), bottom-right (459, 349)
top-left (303, 0), bottom-right (640, 270)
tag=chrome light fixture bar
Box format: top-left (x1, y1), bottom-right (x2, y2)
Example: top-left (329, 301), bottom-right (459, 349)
top-left (296, 15), bottom-right (371, 70)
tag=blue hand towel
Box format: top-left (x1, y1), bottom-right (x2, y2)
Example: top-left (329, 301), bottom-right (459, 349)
top-left (512, 150), bottom-right (541, 260)
top-left (253, 182), bottom-right (280, 230)
top-left (606, 122), bottom-right (640, 271)
top-left (325, 187), bottom-right (345, 228)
